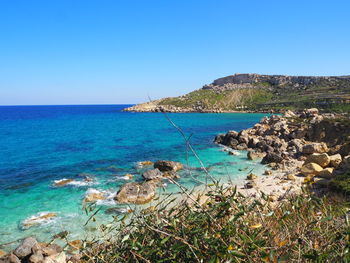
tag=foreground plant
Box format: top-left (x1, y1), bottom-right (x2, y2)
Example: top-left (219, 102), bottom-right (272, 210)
top-left (79, 183), bottom-right (350, 263)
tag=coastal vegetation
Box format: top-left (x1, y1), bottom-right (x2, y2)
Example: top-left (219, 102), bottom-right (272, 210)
top-left (77, 186), bottom-right (350, 263)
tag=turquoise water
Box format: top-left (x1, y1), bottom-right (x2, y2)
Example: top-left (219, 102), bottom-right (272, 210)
top-left (0, 105), bottom-right (268, 249)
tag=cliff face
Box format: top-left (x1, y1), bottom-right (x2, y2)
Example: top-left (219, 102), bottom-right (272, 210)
top-left (203, 73), bottom-right (350, 91)
top-left (124, 73), bottom-right (350, 113)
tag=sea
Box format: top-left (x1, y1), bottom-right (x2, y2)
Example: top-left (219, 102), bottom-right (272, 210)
top-left (0, 104), bottom-right (269, 250)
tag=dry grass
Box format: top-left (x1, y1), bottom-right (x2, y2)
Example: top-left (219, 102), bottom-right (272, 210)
top-left (78, 184), bottom-right (350, 263)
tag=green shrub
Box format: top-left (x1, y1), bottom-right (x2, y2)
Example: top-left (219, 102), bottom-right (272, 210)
top-left (79, 184), bottom-right (350, 262)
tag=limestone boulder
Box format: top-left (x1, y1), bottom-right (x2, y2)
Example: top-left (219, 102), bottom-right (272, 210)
top-left (329, 154), bottom-right (342, 168)
top-left (84, 190), bottom-right (106, 203)
top-left (300, 162), bottom-right (323, 177)
top-left (302, 142), bottom-right (329, 154)
top-left (247, 151), bottom-right (266, 160)
top-left (284, 110), bottom-right (297, 118)
top-left (142, 168), bottom-right (163, 180)
top-left (261, 152), bottom-right (283, 164)
top-left (154, 160), bottom-right (183, 172)
top-left (304, 153), bottom-right (330, 168)
top-left (115, 182), bottom-right (156, 204)
top-left (14, 237), bottom-right (38, 259)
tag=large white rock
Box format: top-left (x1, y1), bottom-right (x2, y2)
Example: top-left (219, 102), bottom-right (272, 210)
top-left (329, 154), bottom-right (342, 168)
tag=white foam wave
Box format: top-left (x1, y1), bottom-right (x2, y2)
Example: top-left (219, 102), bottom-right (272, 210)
top-left (53, 178), bottom-right (97, 187)
top-left (85, 188), bottom-right (117, 206)
top-left (21, 211), bottom-right (58, 230)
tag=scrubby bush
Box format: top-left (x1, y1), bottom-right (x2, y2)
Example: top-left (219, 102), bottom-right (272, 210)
top-left (80, 184), bottom-right (350, 262)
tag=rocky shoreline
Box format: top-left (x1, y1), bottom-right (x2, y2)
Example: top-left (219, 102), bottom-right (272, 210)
top-left (214, 108), bottom-right (350, 201)
top-left (123, 102), bottom-right (277, 113)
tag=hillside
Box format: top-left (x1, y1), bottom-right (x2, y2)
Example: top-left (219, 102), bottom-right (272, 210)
top-left (124, 73), bottom-right (350, 112)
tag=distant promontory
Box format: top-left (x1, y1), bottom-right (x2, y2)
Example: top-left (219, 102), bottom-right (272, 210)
top-left (124, 73), bottom-right (350, 113)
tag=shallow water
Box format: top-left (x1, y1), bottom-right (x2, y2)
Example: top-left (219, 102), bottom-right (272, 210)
top-left (0, 105), bottom-right (269, 249)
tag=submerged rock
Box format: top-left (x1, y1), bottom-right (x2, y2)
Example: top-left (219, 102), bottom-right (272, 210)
top-left (154, 160), bottom-right (183, 172)
top-left (53, 179), bottom-right (74, 187)
top-left (84, 189), bottom-right (106, 202)
top-left (21, 213), bottom-right (57, 229)
top-left (138, 161), bottom-right (154, 166)
top-left (115, 182), bottom-right (156, 204)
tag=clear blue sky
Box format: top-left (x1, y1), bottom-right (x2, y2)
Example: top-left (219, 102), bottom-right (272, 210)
top-left (0, 0), bottom-right (349, 105)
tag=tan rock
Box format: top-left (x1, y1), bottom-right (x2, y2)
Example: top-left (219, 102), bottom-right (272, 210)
top-left (286, 174), bottom-right (296, 181)
top-left (246, 173), bottom-right (257, 180)
top-left (329, 154), bottom-right (342, 168)
top-left (318, 167), bottom-right (334, 179)
top-left (154, 160), bottom-right (183, 172)
top-left (302, 142), bottom-right (329, 154)
top-left (0, 250), bottom-right (6, 258)
top-left (115, 182), bottom-right (156, 204)
top-left (41, 244), bottom-right (63, 256)
top-left (29, 252), bottom-right (44, 263)
top-left (304, 153), bottom-right (330, 168)
top-left (84, 190), bottom-right (106, 203)
top-left (22, 213), bottom-right (57, 229)
top-left (53, 179), bottom-right (74, 187)
top-left (247, 151), bottom-right (265, 160)
top-left (300, 162), bottom-right (323, 177)
top-left (139, 161), bottom-right (153, 166)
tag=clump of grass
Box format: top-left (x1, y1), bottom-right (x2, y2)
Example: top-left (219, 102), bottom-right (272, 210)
top-left (330, 172), bottom-right (350, 194)
top-left (79, 184), bottom-right (350, 262)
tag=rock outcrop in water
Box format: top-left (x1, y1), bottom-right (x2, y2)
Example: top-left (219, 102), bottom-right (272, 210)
top-left (114, 181), bottom-right (157, 204)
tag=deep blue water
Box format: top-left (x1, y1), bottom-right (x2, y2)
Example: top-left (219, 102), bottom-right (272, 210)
top-left (0, 105), bottom-right (268, 249)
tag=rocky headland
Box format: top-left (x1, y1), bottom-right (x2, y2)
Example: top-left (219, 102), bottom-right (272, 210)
top-left (124, 73), bottom-right (350, 113)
